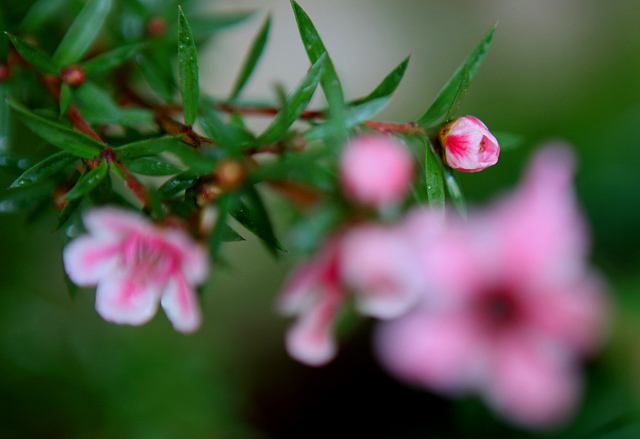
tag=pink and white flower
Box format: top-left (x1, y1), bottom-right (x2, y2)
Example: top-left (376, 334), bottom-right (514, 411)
top-left (375, 145), bottom-right (608, 428)
top-left (439, 115), bottom-right (500, 172)
top-left (63, 207), bottom-right (209, 333)
top-left (339, 134), bottom-right (414, 207)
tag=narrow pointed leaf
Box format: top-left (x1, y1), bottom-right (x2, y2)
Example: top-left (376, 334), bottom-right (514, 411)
top-left (443, 166), bottom-right (467, 218)
top-left (53, 0), bottom-right (113, 66)
top-left (136, 53), bottom-right (176, 103)
top-left (65, 160), bottom-right (109, 200)
top-left (425, 139), bottom-right (445, 209)
top-left (158, 171), bottom-right (199, 198)
top-left (145, 186), bottom-right (164, 221)
top-left (221, 224), bottom-right (244, 242)
top-left (290, 0), bottom-right (343, 108)
top-left (229, 14), bottom-right (271, 101)
top-left (349, 55), bottom-right (410, 106)
top-left (123, 156), bottom-right (184, 176)
top-left (443, 65), bottom-right (469, 122)
top-left (208, 193), bottom-right (236, 261)
top-left (20, 0), bottom-right (67, 32)
top-left (199, 106), bottom-right (253, 153)
top-left (5, 33), bottom-right (59, 75)
top-left (115, 135), bottom-right (183, 160)
top-left (81, 43), bottom-right (144, 75)
top-left (305, 96), bottom-right (389, 141)
top-left (0, 185), bottom-right (51, 213)
top-left (59, 82), bottom-right (72, 118)
top-left (10, 151), bottom-right (77, 188)
top-left (178, 6), bottom-right (199, 126)
top-left (230, 187), bottom-right (285, 256)
top-left (75, 81), bottom-right (154, 126)
top-left (165, 142), bottom-right (217, 174)
top-left (258, 53), bottom-right (326, 144)
top-left (7, 99), bottom-right (102, 159)
top-left (416, 24), bottom-right (497, 127)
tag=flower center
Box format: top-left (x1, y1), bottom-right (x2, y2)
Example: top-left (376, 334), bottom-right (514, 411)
top-left (478, 289), bottom-right (521, 330)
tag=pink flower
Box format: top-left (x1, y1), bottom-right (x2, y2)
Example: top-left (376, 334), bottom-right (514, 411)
top-left (277, 222), bottom-right (426, 366)
top-left (375, 145), bottom-right (608, 428)
top-left (439, 116), bottom-right (499, 172)
top-left (340, 135), bottom-right (414, 207)
top-left (63, 207), bottom-right (209, 333)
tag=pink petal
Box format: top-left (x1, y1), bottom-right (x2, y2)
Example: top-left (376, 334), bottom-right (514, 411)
top-left (276, 261), bottom-right (323, 316)
top-left (285, 284), bottom-right (342, 367)
top-left (161, 274), bottom-right (202, 334)
top-left (164, 229), bottom-right (210, 285)
top-left (95, 270), bottom-right (161, 326)
top-left (63, 236), bottom-right (120, 286)
top-left (486, 333), bottom-right (581, 428)
top-left (83, 207), bottom-right (150, 240)
top-left (375, 309), bottom-right (484, 394)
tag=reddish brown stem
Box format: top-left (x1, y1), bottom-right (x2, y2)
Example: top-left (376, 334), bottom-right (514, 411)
top-left (362, 120), bottom-right (426, 135)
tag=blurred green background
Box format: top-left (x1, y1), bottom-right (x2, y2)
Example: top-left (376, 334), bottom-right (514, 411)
top-left (2, 0), bottom-right (640, 437)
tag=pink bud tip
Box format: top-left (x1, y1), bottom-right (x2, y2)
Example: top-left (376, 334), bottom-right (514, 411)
top-left (439, 116), bottom-right (500, 172)
top-left (340, 135), bottom-right (414, 207)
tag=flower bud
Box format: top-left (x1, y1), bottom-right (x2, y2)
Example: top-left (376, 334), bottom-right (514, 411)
top-left (60, 65), bottom-right (86, 87)
top-left (438, 116), bottom-right (499, 172)
top-left (0, 64), bottom-right (11, 82)
top-left (340, 135), bottom-right (414, 208)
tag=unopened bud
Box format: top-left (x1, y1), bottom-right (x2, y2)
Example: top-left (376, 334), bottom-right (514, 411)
top-left (216, 160), bottom-right (246, 191)
top-left (53, 185), bottom-right (71, 210)
top-left (147, 16), bottom-right (168, 37)
top-left (60, 65), bottom-right (86, 87)
top-left (0, 64), bottom-right (10, 81)
top-left (438, 116), bottom-right (500, 172)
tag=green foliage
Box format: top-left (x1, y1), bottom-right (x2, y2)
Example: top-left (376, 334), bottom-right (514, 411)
top-left (416, 24), bottom-right (496, 127)
top-left (290, 0), bottom-right (344, 110)
top-left (443, 166), bottom-right (467, 218)
top-left (10, 151), bottom-right (77, 189)
top-left (64, 160), bottom-right (109, 201)
top-left (258, 53), bottom-right (326, 145)
top-left (81, 43), bottom-right (144, 75)
top-left (229, 14), bottom-right (271, 101)
top-left (53, 0), bottom-right (113, 66)
top-left (5, 33), bottom-right (59, 74)
top-left (123, 156), bottom-right (184, 176)
top-left (178, 6), bottom-right (199, 126)
top-left (115, 135), bottom-right (184, 160)
top-left (349, 55), bottom-right (410, 106)
top-left (424, 139), bottom-right (445, 209)
top-left (7, 99), bottom-right (103, 159)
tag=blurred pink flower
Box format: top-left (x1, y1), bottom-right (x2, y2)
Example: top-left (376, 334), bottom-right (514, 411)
top-left (340, 135), bottom-right (414, 207)
top-left (63, 207), bottom-right (209, 333)
top-left (375, 145), bottom-right (608, 428)
top-left (439, 116), bottom-right (499, 172)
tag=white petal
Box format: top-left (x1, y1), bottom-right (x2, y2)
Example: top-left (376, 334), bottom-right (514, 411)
top-left (161, 275), bottom-right (202, 334)
top-left (63, 236), bottom-right (120, 286)
top-left (95, 270), bottom-right (161, 326)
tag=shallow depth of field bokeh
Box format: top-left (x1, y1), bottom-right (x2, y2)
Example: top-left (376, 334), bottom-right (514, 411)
top-left (2, 0), bottom-right (640, 437)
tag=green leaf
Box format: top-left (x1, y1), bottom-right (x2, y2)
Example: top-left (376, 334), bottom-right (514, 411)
top-left (7, 99), bottom-right (103, 159)
top-left (65, 160), bottom-right (109, 200)
top-left (220, 223), bottom-right (244, 242)
top-left (178, 6), bottom-right (199, 126)
top-left (199, 106), bottom-right (254, 153)
top-left (288, 204), bottom-right (342, 254)
top-left (258, 53), bottom-right (326, 145)
top-left (115, 135), bottom-right (184, 160)
top-left (123, 156), bottom-right (184, 176)
top-left (424, 139), bottom-right (445, 209)
top-left (145, 185), bottom-right (164, 221)
top-left (349, 55), bottom-right (410, 106)
top-left (81, 43), bottom-right (144, 75)
top-left (228, 14), bottom-right (271, 101)
top-left (157, 171), bottom-right (199, 198)
top-left (230, 187), bottom-right (285, 256)
top-left (290, 0), bottom-right (344, 109)
top-left (493, 131), bottom-right (524, 151)
top-left (443, 166), bottom-right (467, 218)
top-left (415, 23), bottom-right (497, 127)
top-left (75, 81), bottom-right (154, 126)
top-left (59, 82), bottom-right (72, 118)
top-left (10, 151), bottom-right (77, 188)
top-left (187, 11), bottom-right (255, 40)
top-left (208, 193), bottom-right (237, 261)
top-left (54, 195), bottom-right (83, 231)
top-left (5, 33), bottom-right (59, 75)
top-left (0, 155), bottom-right (33, 176)
top-left (165, 142), bottom-right (217, 174)
top-left (443, 65), bottom-right (469, 123)
top-left (53, 0), bottom-right (113, 66)
top-left (305, 96), bottom-right (389, 141)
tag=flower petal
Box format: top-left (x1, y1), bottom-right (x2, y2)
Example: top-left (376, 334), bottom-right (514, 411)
top-left (95, 270), bottom-right (161, 326)
top-left (285, 284), bottom-right (342, 367)
top-left (375, 309), bottom-right (483, 394)
top-left (486, 333), bottom-right (581, 428)
top-left (63, 236), bottom-right (120, 286)
top-left (161, 274), bottom-right (202, 334)
top-left (83, 207), bottom-right (150, 240)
